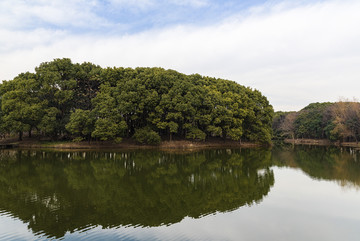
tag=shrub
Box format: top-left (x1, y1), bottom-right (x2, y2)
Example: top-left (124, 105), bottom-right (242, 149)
top-left (186, 127), bottom-right (206, 141)
top-left (133, 127), bottom-right (161, 145)
top-left (114, 137), bottom-right (123, 143)
top-left (72, 137), bottom-right (84, 142)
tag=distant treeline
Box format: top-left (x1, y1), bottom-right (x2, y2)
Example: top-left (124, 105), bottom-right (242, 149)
top-left (0, 58), bottom-right (273, 144)
top-left (273, 102), bottom-right (360, 143)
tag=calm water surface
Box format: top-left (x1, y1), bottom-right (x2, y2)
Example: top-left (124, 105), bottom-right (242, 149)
top-left (0, 146), bottom-right (360, 240)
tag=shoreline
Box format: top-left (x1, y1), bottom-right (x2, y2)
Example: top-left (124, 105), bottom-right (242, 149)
top-left (0, 138), bottom-right (262, 150)
top-left (4, 138), bottom-right (359, 151)
top-left (284, 138), bottom-right (360, 148)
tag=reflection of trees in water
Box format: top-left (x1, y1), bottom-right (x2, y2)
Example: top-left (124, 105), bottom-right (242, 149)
top-left (0, 149), bottom-right (274, 239)
top-left (272, 145), bottom-right (360, 188)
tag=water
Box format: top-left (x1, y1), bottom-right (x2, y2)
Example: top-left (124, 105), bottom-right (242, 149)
top-left (0, 146), bottom-right (359, 240)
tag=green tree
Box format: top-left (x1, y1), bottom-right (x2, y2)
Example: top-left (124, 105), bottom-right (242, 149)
top-left (133, 126), bottom-right (161, 144)
top-left (73, 62), bottom-right (102, 110)
top-left (66, 109), bottom-right (95, 141)
top-left (1, 73), bottom-right (45, 140)
top-left (91, 84), bottom-right (127, 140)
top-left (294, 103), bottom-right (332, 139)
top-left (36, 58), bottom-right (77, 136)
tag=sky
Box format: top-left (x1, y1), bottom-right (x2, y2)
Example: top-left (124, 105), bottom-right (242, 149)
top-left (1, 0), bottom-right (359, 111)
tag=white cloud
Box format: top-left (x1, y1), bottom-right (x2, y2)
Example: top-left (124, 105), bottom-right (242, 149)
top-left (0, 0), bottom-right (109, 29)
top-left (0, 29), bottom-right (67, 53)
top-left (1, 0), bottom-right (360, 111)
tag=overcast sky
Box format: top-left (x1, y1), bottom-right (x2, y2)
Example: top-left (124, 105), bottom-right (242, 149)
top-left (1, 0), bottom-right (359, 111)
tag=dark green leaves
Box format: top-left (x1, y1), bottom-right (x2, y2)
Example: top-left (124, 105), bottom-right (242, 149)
top-left (0, 58), bottom-right (273, 144)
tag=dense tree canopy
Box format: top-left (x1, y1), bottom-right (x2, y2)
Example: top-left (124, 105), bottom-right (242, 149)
top-left (0, 58), bottom-right (273, 143)
top-left (273, 101), bottom-right (360, 143)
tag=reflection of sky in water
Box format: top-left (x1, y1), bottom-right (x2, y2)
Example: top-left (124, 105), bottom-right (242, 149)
top-left (1, 167), bottom-right (360, 241)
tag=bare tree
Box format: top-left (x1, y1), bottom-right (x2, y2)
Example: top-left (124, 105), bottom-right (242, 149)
top-left (279, 112), bottom-right (298, 140)
top-left (331, 99), bottom-right (360, 143)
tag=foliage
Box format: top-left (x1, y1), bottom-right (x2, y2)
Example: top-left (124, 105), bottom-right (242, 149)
top-left (272, 111), bottom-right (297, 139)
top-left (66, 109), bottom-right (94, 139)
top-left (330, 101), bottom-right (360, 143)
top-left (273, 101), bottom-right (360, 143)
top-left (0, 58), bottom-right (273, 143)
top-left (185, 127), bottom-right (206, 141)
top-left (133, 127), bottom-right (161, 144)
top-left (92, 118), bottom-right (124, 141)
top-left (293, 102), bottom-right (332, 139)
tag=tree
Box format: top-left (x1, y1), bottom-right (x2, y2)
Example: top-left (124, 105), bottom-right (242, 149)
top-left (279, 112), bottom-right (297, 139)
top-left (133, 126), bottom-right (161, 144)
top-left (36, 58), bottom-right (77, 136)
top-left (330, 101), bottom-right (360, 143)
top-left (66, 109), bottom-right (95, 141)
top-left (92, 118), bottom-right (126, 141)
top-left (91, 84), bottom-right (127, 141)
top-left (73, 62), bottom-right (102, 110)
top-left (272, 101), bottom-right (360, 144)
top-left (293, 102), bottom-right (332, 139)
top-left (1, 73), bottom-right (45, 140)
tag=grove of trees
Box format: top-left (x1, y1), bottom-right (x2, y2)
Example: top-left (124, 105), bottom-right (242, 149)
top-left (273, 101), bottom-right (360, 143)
top-left (0, 58), bottom-right (274, 144)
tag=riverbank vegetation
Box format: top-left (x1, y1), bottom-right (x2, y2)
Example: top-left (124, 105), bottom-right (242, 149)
top-left (273, 101), bottom-right (360, 143)
top-left (0, 58), bottom-right (273, 145)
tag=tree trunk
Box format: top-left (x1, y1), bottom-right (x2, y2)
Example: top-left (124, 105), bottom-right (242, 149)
top-left (19, 131), bottom-right (23, 141)
top-left (28, 129), bottom-right (32, 138)
top-left (222, 130), bottom-right (227, 142)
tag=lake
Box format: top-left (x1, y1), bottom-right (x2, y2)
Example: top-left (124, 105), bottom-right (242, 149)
top-left (0, 146), bottom-right (360, 240)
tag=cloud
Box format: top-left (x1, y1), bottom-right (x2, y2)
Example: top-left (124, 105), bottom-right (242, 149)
top-left (0, 0), bottom-right (109, 30)
top-left (0, 0), bottom-right (214, 34)
top-left (1, 0), bottom-right (360, 111)
top-left (0, 29), bottom-right (68, 53)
